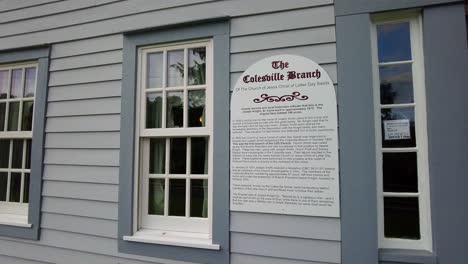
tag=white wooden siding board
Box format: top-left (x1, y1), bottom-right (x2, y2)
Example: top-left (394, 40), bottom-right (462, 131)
top-left (43, 164), bottom-right (119, 184)
top-left (51, 34), bottom-right (123, 58)
top-left (47, 97), bottom-right (121, 117)
top-left (45, 132), bottom-right (120, 149)
top-left (0, 0), bottom-right (332, 50)
top-left (42, 180), bottom-right (118, 202)
top-left (230, 212), bottom-right (340, 241)
top-left (230, 44), bottom-right (336, 72)
top-left (45, 114), bottom-right (120, 132)
top-left (0, 0), bottom-right (60, 13)
top-left (0, 0), bottom-right (121, 24)
top-left (50, 50), bottom-right (122, 71)
top-left (41, 212), bottom-right (117, 239)
top-left (231, 26), bottom-right (336, 53)
top-left (0, 254), bottom-right (53, 264)
top-left (48, 64), bottom-right (122, 86)
top-left (230, 232), bottom-right (341, 263)
top-left (0, 0), bottom-right (212, 37)
top-left (48, 81), bottom-right (121, 101)
top-left (44, 149), bottom-right (119, 166)
top-left (42, 197), bottom-right (117, 220)
top-left (230, 5), bottom-right (335, 37)
top-left (230, 253), bottom-right (332, 264)
top-left (230, 63), bottom-right (338, 90)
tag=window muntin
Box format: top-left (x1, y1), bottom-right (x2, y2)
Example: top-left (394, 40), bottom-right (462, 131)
top-left (137, 40), bottom-right (212, 235)
top-left (0, 62), bottom-right (37, 223)
top-left (372, 16), bottom-right (432, 250)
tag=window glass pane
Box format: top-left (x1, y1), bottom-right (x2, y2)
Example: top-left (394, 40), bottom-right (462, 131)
top-left (10, 69), bottom-right (22, 98)
top-left (170, 138), bottom-right (186, 174)
top-left (147, 52), bottom-right (163, 88)
top-left (380, 64), bottom-right (414, 104)
top-left (188, 90), bottom-right (205, 127)
top-left (7, 101), bottom-right (19, 131)
top-left (0, 172), bottom-right (7, 201)
top-left (377, 22), bottom-right (412, 63)
top-left (149, 138), bottom-right (165, 174)
top-left (23, 173), bottom-right (30, 203)
top-left (167, 50), bottom-right (184, 87)
top-left (188, 48), bottom-right (206, 85)
top-left (383, 152), bottom-right (418, 192)
top-left (381, 107), bottom-right (416, 148)
top-left (9, 172), bottom-right (21, 202)
top-left (0, 102), bottom-right (5, 131)
top-left (190, 179), bottom-right (208, 218)
top-left (11, 140), bottom-right (23, 169)
top-left (169, 179), bottom-right (186, 216)
top-left (146, 93), bottom-right (162, 128)
top-left (24, 67), bottom-right (36, 97)
top-left (191, 137), bottom-right (208, 174)
top-left (21, 101), bottom-right (34, 131)
top-left (166, 91), bottom-right (183, 128)
top-left (25, 140), bottom-right (31, 169)
top-left (384, 197), bottom-right (420, 239)
top-left (0, 70), bottom-right (8, 99)
top-left (0, 140), bottom-right (9, 168)
top-left (148, 178), bottom-right (165, 215)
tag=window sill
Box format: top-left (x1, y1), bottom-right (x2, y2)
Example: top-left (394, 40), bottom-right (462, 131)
top-left (0, 213), bottom-right (32, 228)
top-left (123, 229), bottom-right (220, 250)
top-left (379, 249), bottom-right (437, 264)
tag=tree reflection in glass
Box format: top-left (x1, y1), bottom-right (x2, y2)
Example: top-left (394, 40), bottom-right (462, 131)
top-left (166, 92), bottom-right (183, 128)
top-left (188, 48), bottom-right (206, 85)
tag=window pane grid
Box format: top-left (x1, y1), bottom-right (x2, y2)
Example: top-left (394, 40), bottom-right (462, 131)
top-left (378, 60), bottom-right (413, 66)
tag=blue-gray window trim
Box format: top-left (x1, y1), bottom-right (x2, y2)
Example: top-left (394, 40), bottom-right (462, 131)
top-left (0, 46), bottom-right (49, 240)
top-left (119, 19), bottom-right (230, 263)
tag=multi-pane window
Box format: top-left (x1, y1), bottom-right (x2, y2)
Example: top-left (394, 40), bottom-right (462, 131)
top-left (372, 16), bottom-right (432, 250)
top-left (0, 63), bottom-right (36, 224)
top-left (137, 40), bottom-right (212, 235)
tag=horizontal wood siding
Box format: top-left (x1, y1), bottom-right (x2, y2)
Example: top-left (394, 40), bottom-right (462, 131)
top-left (0, 1), bottom-right (340, 263)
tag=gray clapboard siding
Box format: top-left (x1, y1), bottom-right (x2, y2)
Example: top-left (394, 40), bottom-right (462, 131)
top-left (0, 254), bottom-right (53, 264)
top-left (0, 0), bottom-right (121, 24)
top-left (44, 149), bottom-right (119, 166)
top-left (42, 180), bottom-right (118, 202)
top-left (51, 34), bottom-right (123, 58)
top-left (231, 212), bottom-right (340, 241)
top-left (230, 5), bottom-right (335, 37)
top-left (46, 114), bottom-right (120, 132)
top-left (48, 64), bottom-right (122, 86)
top-left (231, 26), bottom-right (336, 53)
top-left (230, 253), bottom-right (332, 264)
top-left (0, 0), bottom-right (329, 50)
top-left (48, 81), bottom-right (121, 101)
top-left (49, 50), bottom-right (123, 71)
top-left (41, 213), bottom-right (117, 239)
top-left (42, 197), bottom-right (118, 220)
top-left (43, 164), bottom-right (119, 184)
top-left (0, 0), bottom-right (60, 13)
top-left (0, 0), bottom-right (211, 37)
top-left (47, 97), bottom-right (121, 117)
top-left (230, 43), bottom-right (336, 72)
top-left (45, 132), bottom-right (120, 149)
top-left (231, 232), bottom-right (341, 263)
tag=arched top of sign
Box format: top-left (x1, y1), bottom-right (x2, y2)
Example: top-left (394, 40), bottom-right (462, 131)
top-left (230, 54), bottom-right (340, 218)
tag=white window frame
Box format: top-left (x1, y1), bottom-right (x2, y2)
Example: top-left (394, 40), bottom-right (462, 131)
top-left (371, 13), bottom-right (432, 251)
top-left (0, 61), bottom-right (37, 227)
top-left (128, 39), bottom-right (214, 245)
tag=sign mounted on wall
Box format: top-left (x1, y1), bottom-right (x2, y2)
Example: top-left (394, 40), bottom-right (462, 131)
top-left (230, 55), bottom-right (340, 217)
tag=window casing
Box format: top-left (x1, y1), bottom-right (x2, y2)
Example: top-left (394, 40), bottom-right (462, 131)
top-left (0, 62), bottom-right (37, 227)
top-left (371, 14), bottom-right (432, 251)
top-left (133, 40), bottom-right (213, 239)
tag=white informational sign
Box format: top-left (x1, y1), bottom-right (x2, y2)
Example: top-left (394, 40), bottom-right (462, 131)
top-left (383, 119), bottom-right (411, 140)
top-left (230, 55), bottom-right (340, 217)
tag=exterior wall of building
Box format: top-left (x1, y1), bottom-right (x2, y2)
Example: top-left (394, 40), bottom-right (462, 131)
top-left (336, 0), bottom-right (468, 264)
top-left (0, 1), bottom-right (340, 263)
